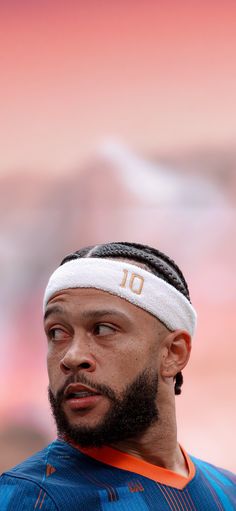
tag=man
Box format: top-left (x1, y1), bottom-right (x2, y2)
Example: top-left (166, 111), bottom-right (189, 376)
top-left (1, 241), bottom-right (235, 510)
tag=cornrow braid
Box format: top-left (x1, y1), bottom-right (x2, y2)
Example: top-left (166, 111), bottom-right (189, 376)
top-left (60, 242), bottom-right (191, 395)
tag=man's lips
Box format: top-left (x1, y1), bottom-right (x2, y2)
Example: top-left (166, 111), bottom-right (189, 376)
top-left (63, 383), bottom-right (102, 410)
top-left (64, 383), bottom-right (101, 399)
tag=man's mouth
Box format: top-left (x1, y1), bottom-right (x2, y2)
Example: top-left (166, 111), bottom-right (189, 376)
top-left (66, 391), bottom-right (99, 399)
top-left (64, 384), bottom-right (102, 410)
top-left (65, 383), bottom-right (100, 398)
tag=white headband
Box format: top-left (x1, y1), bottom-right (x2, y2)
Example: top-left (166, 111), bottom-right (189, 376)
top-left (44, 258), bottom-right (197, 336)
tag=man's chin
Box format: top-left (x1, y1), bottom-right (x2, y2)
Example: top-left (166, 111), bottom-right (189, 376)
top-left (57, 418), bottom-right (113, 448)
top-left (62, 396), bottom-right (110, 426)
top-left (62, 413), bottom-right (106, 432)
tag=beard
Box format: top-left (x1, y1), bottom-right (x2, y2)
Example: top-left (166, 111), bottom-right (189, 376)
top-left (48, 369), bottom-right (159, 448)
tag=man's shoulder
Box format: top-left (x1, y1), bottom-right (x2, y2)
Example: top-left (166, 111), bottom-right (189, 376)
top-left (1, 441), bottom-right (57, 480)
top-left (0, 442), bottom-right (56, 510)
top-left (0, 440), bottom-right (83, 510)
top-left (1, 439), bottom-right (76, 483)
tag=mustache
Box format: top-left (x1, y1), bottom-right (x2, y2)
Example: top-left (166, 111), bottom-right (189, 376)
top-left (49, 373), bottom-right (116, 403)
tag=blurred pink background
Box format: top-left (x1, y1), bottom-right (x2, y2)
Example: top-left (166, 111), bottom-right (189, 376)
top-left (0, 1), bottom-right (235, 473)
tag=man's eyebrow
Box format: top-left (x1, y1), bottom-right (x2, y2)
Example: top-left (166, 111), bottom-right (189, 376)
top-left (44, 305), bottom-right (65, 321)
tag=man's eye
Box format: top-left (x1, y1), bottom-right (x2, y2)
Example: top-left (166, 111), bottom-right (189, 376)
top-left (48, 328), bottom-right (69, 341)
top-left (94, 324), bottom-right (115, 336)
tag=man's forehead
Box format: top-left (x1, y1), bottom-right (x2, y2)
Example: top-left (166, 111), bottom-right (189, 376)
top-left (45, 287), bottom-right (141, 311)
top-left (47, 286), bottom-right (127, 302)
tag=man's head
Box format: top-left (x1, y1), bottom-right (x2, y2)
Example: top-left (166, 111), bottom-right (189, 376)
top-left (44, 242), bottom-right (196, 447)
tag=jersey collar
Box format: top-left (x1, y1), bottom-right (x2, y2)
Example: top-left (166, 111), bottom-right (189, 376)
top-left (70, 441), bottom-right (195, 490)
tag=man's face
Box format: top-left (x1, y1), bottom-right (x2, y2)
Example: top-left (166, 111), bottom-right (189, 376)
top-left (45, 288), bottom-right (167, 447)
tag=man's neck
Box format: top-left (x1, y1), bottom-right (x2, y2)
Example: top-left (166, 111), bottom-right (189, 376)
top-left (110, 400), bottom-right (188, 477)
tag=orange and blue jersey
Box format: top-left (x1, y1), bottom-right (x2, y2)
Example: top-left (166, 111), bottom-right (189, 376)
top-left (0, 439), bottom-right (235, 510)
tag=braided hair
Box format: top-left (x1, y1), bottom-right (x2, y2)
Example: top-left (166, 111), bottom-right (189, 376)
top-left (60, 242), bottom-right (191, 395)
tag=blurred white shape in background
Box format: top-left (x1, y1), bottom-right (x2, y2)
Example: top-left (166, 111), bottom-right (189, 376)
top-left (98, 139), bottom-right (226, 206)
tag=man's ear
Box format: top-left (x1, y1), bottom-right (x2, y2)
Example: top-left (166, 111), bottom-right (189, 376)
top-left (160, 330), bottom-right (191, 378)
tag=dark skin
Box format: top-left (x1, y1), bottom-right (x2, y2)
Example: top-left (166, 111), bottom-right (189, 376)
top-left (45, 287), bottom-right (191, 476)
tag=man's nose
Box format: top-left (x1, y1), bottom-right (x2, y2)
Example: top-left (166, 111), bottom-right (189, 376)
top-left (60, 336), bottom-right (96, 374)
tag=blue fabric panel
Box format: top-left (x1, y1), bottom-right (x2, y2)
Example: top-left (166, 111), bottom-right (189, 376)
top-left (195, 462), bottom-right (235, 511)
top-left (0, 484), bottom-right (13, 511)
top-left (196, 461), bottom-right (234, 487)
top-left (99, 487), bottom-right (149, 511)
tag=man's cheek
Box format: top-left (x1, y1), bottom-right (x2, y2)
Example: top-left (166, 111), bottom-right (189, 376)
top-left (47, 364), bottom-right (60, 392)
